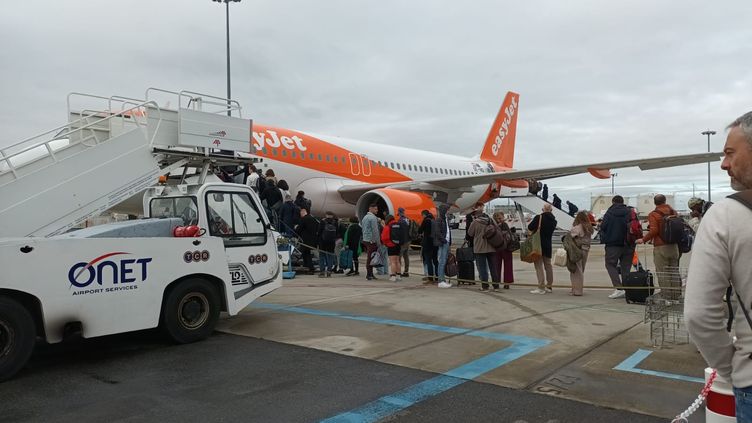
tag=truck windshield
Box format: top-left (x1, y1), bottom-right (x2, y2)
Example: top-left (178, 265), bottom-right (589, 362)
top-left (150, 196), bottom-right (199, 225)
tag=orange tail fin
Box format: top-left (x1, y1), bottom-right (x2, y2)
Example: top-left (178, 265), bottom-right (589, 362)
top-left (480, 91), bottom-right (519, 168)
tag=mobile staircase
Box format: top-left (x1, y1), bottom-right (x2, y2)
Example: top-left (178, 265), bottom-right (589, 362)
top-left (0, 88), bottom-right (257, 238)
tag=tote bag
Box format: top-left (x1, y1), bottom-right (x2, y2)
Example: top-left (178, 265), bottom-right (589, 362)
top-left (520, 216), bottom-right (543, 263)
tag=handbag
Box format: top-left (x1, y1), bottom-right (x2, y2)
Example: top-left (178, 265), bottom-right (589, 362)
top-left (520, 215), bottom-right (543, 263)
top-left (370, 249), bottom-right (383, 267)
top-left (553, 248), bottom-right (567, 267)
top-left (445, 252), bottom-right (458, 277)
top-left (455, 241), bottom-right (474, 262)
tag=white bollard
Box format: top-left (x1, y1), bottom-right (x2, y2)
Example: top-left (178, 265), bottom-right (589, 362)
top-left (706, 368), bottom-right (736, 422)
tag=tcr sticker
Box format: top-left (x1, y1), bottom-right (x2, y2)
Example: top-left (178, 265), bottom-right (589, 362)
top-left (184, 250), bottom-right (210, 263)
top-left (248, 254), bottom-right (268, 265)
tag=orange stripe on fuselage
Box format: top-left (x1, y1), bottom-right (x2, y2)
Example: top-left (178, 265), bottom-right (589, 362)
top-left (252, 125), bottom-right (412, 184)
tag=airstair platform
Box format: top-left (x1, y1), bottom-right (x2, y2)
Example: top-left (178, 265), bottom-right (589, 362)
top-left (513, 194), bottom-right (575, 230)
top-left (0, 89), bottom-right (255, 237)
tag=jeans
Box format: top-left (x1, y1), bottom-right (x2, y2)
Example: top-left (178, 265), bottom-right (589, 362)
top-left (476, 252), bottom-right (500, 290)
top-left (604, 245), bottom-right (635, 288)
top-left (735, 385), bottom-right (752, 422)
top-left (319, 250), bottom-right (334, 273)
top-left (400, 243), bottom-right (410, 273)
top-left (654, 244), bottom-right (680, 299)
top-left (422, 245), bottom-right (436, 277)
top-left (437, 242), bottom-right (449, 282)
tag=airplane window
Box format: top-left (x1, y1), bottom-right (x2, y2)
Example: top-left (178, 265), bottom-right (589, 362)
top-left (310, 153), bottom-right (314, 159)
top-left (318, 154), bottom-right (322, 161)
top-left (333, 156), bottom-right (338, 163)
top-left (408, 164), bottom-right (413, 171)
top-left (352, 157), bottom-right (358, 165)
top-left (281, 150), bottom-right (287, 157)
top-left (419, 165), bottom-right (423, 172)
top-left (272, 149), bottom-right (278, 156)
top-left (326, 155), bottom-right (330, 162)
top-left (390, 162), bottom-right (395, 168)
top-left (291, 151), bottom-right (297, 158)
top-left (261, 148), bottom-right (268, 155)
top-left (397, 163), bottom-right (402, 170)
top-left (342, 156), bottom-right (346, 164)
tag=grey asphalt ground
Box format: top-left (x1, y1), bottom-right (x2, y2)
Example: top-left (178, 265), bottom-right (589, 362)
top-left (0, 330), bottom-right (665, 423)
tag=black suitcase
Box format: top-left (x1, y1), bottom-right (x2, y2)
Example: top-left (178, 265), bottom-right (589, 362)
top-left (456, 244), bottom-right (474, 262)
top-left (457, 260), bottom-right (476, 285)
top-left (623, 269), bottom-right (654, 304)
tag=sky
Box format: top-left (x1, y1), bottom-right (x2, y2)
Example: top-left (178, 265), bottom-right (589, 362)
top-left (1, 0), bottom-right (749, 211)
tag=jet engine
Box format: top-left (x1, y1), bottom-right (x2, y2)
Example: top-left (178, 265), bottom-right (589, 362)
top-left (355, 188), bottom-right (437, 223)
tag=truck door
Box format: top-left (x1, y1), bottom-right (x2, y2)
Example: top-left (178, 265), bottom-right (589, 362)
top-left (205, 190), bottom-right (280, 300)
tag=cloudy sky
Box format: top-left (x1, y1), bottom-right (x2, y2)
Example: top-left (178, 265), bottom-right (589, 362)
top-left (1, 0), bottom-right (749, 210)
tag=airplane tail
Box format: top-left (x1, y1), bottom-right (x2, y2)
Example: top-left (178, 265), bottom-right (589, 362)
top-left (480, 91), bottom-right (519, 169)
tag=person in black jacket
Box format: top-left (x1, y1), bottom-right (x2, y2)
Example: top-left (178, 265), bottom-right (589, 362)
top-left (279, 194), bottom-right (299, 237)
top-left (344, 217), bottom-right (363, 276)
top-left (528, 203), bottom-right (557, 294)
top-left (317, 212), bottom-right (338, 277)
top-left (599, 195), bottom-right (634, 299)
top-left (295, 208), bottom-right (319, 275)
top-left (419, 210), bottom-right (438, 283)
top-left (552, 194), bottom-right (562, 210)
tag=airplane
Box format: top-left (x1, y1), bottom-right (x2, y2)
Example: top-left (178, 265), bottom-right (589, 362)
top-left (240, 92), bottom-right (721, 222)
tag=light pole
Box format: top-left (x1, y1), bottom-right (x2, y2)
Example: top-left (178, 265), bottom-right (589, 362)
top-left (611, 173), bottom-right (618, 194)
top-left (701, 130), bottom-right (716, 202)
top-left (213, 0), bottom-right (241, 116)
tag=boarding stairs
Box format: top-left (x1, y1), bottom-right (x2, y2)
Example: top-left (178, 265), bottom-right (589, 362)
top-left (513, 194), bottom-right (575, 230)
top-left (0, 88), bottom-right (256, 238)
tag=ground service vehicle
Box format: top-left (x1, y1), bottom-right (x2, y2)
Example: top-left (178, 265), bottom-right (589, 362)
top-left (0, 89), bottom-right (281, 381)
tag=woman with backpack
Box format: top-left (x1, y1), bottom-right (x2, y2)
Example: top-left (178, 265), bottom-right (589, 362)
top-left (568, 211), bottom-right (594, 296)
top-left (492, 212), bottom-right (514, 290)
top-left (381, 215), bottom-right (402, 281)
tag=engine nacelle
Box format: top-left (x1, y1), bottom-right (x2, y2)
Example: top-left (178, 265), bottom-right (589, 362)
top-left (355, 189), bottom-right (437, 223)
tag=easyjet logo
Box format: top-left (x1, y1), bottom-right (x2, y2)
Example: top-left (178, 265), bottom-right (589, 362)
top-left (491, 96), bottom-right (517, 156)
top-left (252, 129), bottom-right (307, 152)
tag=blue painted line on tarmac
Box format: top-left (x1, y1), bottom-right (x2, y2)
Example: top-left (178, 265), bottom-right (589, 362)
top-left (614, 349), bottom-right (704, 384)
top-left (253, 303), bottom-right (550, 423)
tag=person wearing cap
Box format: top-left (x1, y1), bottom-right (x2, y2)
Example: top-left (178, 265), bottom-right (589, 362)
top-left (397, 207), bottom-right (412, 277)
top-left (687, 197), bottom-right (710, 233)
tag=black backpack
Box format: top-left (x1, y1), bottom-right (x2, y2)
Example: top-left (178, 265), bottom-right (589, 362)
top-left (659, 212), bottom-right (685, 244)
top-left (389, 221), bottom-right (404, 245)
top-left (322, 220), bottom-right (337, 241)
top-left (255, 174), bottom-right (267, 193)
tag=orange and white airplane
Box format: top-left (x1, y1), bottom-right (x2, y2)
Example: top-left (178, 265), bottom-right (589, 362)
top-left (242, 92), bottom-right (720, 222)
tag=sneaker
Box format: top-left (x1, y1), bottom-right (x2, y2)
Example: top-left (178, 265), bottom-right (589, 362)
top-left (345, 270), bottom-right (355, 276)
top-left (366, 275), bottom-right (377, 280)
top-left (335, 269), bottom-right (344, 274)
top-left (326, 271), bottom-right (332, 278)
top-left (401, 272), bottom-right (409, 277)
top-left (318, 273), bottom-right (326, 278)
top-left (480, 287), bottom-right (490, 292)
top-left (396, 275), bottom-right (402, 281)
top-left (545, 288), bottom-right (553, 293)
top-left (389, 275), bottom-right (397, 282)
top-left (608, 289), bottom-right (625, 299)
top-left (352, 271), bottom-right (360, 276)
top-left (530, 289), bottom-right (546, 294)
top-left (438, 282), bottom-right (452, 288)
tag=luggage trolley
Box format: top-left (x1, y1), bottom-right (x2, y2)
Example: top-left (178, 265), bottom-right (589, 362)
top-left (644, 266), bottom-right (689, 348)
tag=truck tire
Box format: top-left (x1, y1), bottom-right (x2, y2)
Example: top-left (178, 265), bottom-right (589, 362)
top-left (0, 297), bottom-right (36, 382)
top-left (162, 279), bottom-right (220, 344)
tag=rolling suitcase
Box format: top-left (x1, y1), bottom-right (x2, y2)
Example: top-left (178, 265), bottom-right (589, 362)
top-left (457, 260), bottom-right (476, 284)
top-left (623, 268), bottom-right (654, 304)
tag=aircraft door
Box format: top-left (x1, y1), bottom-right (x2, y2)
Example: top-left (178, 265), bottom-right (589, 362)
top-left (348, 153), bottom-right (371, 177)
top-left (348, 153), bottom-right (361, 176)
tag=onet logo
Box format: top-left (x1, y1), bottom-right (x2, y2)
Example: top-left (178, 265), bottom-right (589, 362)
top-left (491, 96), bottom-right (518, 156)
top-left (253, 129), bottom-right (307, 152)
top-left (68, 252), bottom-right (152, 288)
top-left (209, 130), bottom-right (227, 137)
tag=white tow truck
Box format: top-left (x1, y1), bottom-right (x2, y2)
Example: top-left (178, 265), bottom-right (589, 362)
top-left (0, 89), bottom-right (282, 381)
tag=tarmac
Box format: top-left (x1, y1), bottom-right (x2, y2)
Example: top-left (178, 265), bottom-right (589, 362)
top-left (217, 242), bottom-right (707, 421)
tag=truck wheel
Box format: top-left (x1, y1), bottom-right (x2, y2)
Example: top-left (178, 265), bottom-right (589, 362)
top-left (162, 279), bottom-right (220, 344)
top-left (0, 297), bottom-right (36, 382)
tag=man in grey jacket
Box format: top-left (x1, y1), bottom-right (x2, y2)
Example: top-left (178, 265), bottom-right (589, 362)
top-left (686, 111), bottom-right (752, 420)
top-left (361, 203), bottom-right (381, 280)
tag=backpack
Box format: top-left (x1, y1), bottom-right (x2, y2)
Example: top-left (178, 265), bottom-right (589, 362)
top-left (255, 174), bottom-right (267, 193)
top-left (625, 207), bottom-right (642, 245)
top-left (389, 221), bottom-right (404, 245)
top-left (507, 230), bottom-right (521, 252)
top-left (408, 219), bottom-right (420, 241)
top-left (483, 222), bottom-right (508, 250)
top-left (322, 220), bottom-right (337, 241)
top-left (677, 224), bottom-right (694, 254)
top-left (659, 212), bottom-right (685, 244)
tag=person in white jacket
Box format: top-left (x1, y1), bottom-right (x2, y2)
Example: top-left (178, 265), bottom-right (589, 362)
top-left (685, 111), bottom-right (752, 421)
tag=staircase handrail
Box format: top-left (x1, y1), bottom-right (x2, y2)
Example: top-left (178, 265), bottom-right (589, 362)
top-left (144, 87), bottom-right (241, 117)
top-left (0, 100), bottom-right (162, 179)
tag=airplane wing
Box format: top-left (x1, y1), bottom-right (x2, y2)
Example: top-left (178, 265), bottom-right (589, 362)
top-left (338, 151), bottom-right (723, 202)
